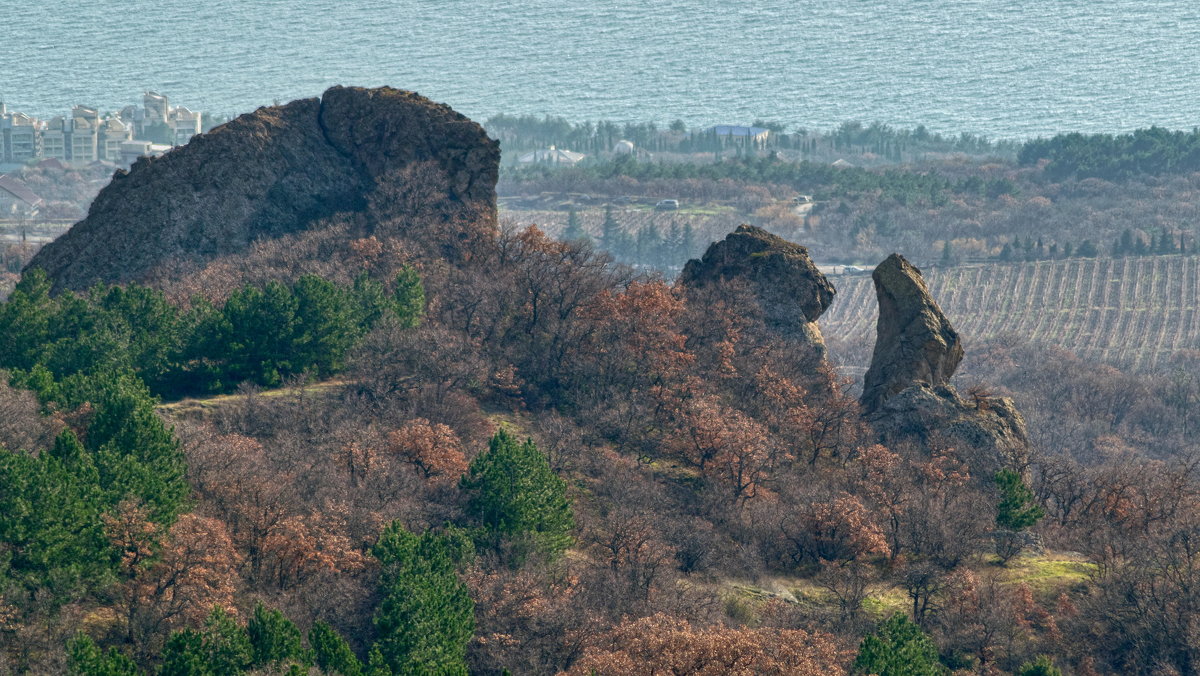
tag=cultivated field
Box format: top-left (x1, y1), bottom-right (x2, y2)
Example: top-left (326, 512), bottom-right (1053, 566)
top-left (822, 256), bottom-right (1200, 372)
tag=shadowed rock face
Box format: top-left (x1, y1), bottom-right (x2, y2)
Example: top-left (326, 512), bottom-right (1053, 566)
top-left (27, 86), bottom-right (499, 292)
top-left (861, 254), bottom-right (964, 414)
top-left (679, 224), bottom-right (836, 350)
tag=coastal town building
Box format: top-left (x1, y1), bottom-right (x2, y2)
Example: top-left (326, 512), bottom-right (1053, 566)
top-left (0, 108), bottom-right (42, 164)
top-left (516, 146), bottom-right (587, 166)
top-left (0, 174), bottom-right (43, 218)
top-left (0, 92), bottom-right (203, 169)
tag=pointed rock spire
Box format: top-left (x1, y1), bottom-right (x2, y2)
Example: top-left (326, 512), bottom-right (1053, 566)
top-left (861, 253), bottom-right (963, 414)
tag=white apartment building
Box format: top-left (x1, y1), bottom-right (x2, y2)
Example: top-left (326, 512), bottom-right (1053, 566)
top-left (1, 108), bottom-right (42, 163)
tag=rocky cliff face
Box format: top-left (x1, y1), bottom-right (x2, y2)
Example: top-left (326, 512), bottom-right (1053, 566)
top-left (860, 254), bottom-right (1028, 474)
top-left (679, 225), bottom-right (836, 352)
top-left (27, 86), bottom-right (499, 292)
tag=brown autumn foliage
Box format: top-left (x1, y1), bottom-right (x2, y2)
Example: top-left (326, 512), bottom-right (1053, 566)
top-left (560, 613), bottom-right (851, 676)
top-left (21, 175), bottom-right (1200, 676)
top-left (105, 503), bottom-right (241, 654)
top-left (385, 418), bottom-right (469, 482)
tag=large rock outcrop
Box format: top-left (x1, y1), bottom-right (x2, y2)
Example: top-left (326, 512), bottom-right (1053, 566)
top-left (27, 86), bottom-right (499, 292)
top-left (679, 225), bottom-right (836, 352)
top-left (861, 254), bottom-right (1028, 474)
top-left (861, 254), bottom-right (963, 413)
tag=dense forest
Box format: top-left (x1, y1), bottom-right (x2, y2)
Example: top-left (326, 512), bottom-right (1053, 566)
top-left (8, 106), bottom-right (1200, 676)
top-left (5, 211), bottom-right (1200, 674)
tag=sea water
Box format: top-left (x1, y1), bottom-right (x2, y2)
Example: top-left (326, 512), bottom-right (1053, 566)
top-left (4, 0), bottom-right (1199, 139)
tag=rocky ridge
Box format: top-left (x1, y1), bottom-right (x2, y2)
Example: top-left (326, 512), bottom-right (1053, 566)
top-left (682, 233), bottom-right (1029, 475)
top-left (28, 86), bottom-right (499, 292)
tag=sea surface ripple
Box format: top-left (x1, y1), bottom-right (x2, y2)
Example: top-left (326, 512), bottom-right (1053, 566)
top-left (4, 0), bottom-right (1199, 139)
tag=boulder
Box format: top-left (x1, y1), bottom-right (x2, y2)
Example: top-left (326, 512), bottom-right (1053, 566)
top-left (27, 86), bottom-right (499, 292)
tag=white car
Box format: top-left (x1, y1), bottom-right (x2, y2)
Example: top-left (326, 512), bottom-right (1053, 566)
top-left (655, 199), bottom-right (679, 210)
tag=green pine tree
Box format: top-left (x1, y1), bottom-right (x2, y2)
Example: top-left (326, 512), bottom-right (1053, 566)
top-left (365, 647), bottom-right (391, 676)
top-left (292, 275), bottom-right (357, 377)
top-left (1018, 655), bottom-right (1063, 676)
top-left (247, 603), bottom-right (304, 668)
top-left (66, 634), bottom-right (141, 676)
top-left (460, 428), bottom-right (575, 563)
top-left (309, 621), bottom-right (363, 676)
top-left (213, 280), bottom-right (300, 387)
top-left (0, 267), bottom-right (55, 371)
top-left (200, 607), bottom-right (253, 676)
top-left (84, 372), bottom-right (189, 526)
top-left (370, 522), bottom-right (474, 676)
top-left (349, 271), bottom-right (392, 332)
top-left (995, 469), bottom-right (1045, 531)
top-left (159, 629), bottom-right (209, 676)
top-left (853, 614), bottom-right (947, 676)
top-left (392, 266), bottom-right (426, 329)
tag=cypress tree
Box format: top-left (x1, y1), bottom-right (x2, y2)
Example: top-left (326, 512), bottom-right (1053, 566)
top-left (562, 208), bottom-right (588, 243)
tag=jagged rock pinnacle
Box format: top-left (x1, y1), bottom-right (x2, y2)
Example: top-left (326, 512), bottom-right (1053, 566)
top-left (860, 253), bottom-right (963, 414)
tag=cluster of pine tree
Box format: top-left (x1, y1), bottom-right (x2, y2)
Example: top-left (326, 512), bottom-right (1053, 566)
top-left (0, 267), bottom-right (424, 400)
top-left (1019, 126), bottom-right (1200, 180)
top-left (55, 427), bottom-right (573, 675)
